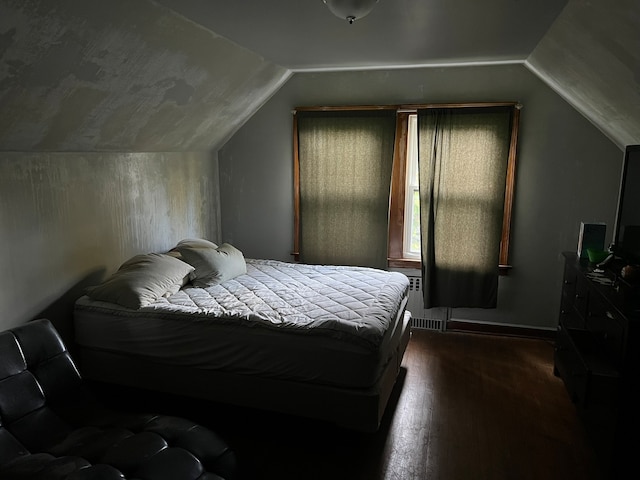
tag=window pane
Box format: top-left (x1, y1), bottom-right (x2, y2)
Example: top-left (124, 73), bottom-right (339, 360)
top-left (403, 114), bottom-right (421, 258)
top-left (410, 189), bottom-right (421, 253)
top-left (407, 115), bottom-right (419, 187)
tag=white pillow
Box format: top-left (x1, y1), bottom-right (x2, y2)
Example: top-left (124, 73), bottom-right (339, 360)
top-left (86, 253), bottom-right (195, 309)
top-left (175, 238), bottom-right (218, 250)
top-left (174, 242), bottom-right (247, 287)
top-left (170, 238), bottom-right (218, 264)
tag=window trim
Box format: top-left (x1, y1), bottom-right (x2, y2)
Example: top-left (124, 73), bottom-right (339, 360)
top-left (387, 111), bottom-right (411, 267)
top-left (293, 102), bottom-right (521, 274)
top-left (292, 110), bottom-right (300, 261)
top-left (499, 104), bottom-right (521, 273)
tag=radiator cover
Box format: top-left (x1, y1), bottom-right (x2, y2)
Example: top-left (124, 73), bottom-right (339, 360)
top-left (406, 275), bottom-right (448, 331)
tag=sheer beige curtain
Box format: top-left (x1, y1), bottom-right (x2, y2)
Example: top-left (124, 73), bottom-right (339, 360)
top-left (418, 107), bottom-right (512, 308)
top-left (297, 110), bottom-right (396, 268)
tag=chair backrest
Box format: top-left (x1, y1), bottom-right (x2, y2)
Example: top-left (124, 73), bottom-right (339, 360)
top-left (0, 319), bottom-right (82, 462)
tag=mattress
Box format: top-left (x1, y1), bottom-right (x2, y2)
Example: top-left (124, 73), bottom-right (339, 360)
top-left (75, 259), bottom-right (410, 389)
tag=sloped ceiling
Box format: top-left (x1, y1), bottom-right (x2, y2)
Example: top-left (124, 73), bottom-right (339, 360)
top-left (0, 0), bottom-right (290, 152)
top-left (527, 0), bottom-right (640, 148)
top-left (1, 0), bottom-right (638, 152)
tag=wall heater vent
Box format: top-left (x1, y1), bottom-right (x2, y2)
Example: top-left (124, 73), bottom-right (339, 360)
top-left (406, 276), bottom-right (448, 331)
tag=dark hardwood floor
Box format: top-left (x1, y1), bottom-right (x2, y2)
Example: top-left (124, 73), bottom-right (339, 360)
top-left (101, 329), bottom-right (605, 480)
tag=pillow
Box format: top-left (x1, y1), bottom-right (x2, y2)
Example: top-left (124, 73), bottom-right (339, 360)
top-left (175, 238), bottom-right (218, 250)
top-left (86, 253), bottom-right (195, 309)
top-left (174, 242), bottom-right (247, 287)
top-left (169, 238), bottom-right (218, 264)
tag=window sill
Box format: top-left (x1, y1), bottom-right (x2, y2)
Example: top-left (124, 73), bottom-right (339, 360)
top-left (387, 258), bottom-right (421, 269)
top-left (499, 264), bottom-right (512, 276)
top-left (389, 258), bottom-right (513, 276)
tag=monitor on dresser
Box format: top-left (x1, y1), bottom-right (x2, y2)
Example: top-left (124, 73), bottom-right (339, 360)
top-left (613, 145), bottom-right (640, 264)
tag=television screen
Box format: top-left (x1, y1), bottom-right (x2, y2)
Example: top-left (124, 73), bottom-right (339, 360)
top-left (614, 145), bottom-right (640, 264)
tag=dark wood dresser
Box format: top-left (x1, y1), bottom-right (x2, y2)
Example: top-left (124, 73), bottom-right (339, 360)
top-left (554, 252), bottom-right (640, 478)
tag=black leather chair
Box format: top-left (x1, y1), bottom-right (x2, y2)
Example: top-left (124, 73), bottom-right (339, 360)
top-left (0, 318), bottom-right (236, 480)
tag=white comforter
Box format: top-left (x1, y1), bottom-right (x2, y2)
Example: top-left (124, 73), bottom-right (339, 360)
top-left (79, 259), bottom-right (409, 350)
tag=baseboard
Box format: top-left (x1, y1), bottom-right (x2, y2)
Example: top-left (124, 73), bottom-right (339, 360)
top-left (445, 320), bottom-right (556, 340)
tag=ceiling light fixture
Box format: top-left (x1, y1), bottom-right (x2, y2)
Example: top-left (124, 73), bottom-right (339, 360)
top-left (323, 0), bottom-right (379, 24)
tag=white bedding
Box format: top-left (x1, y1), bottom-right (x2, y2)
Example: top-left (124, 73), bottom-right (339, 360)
top-left (75, 259), bottom-right (410, 388)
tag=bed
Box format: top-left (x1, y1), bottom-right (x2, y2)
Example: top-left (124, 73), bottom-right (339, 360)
top-left (73, 240), bottom-right (411, 432)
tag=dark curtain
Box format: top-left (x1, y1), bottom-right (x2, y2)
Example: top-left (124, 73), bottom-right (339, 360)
top-left (297, 110), bottom-right (396, 269)
top-left (418, 108), bottom-right (512, 308)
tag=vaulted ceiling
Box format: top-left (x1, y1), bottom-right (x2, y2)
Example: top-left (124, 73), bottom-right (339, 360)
top-left (1, 0), bottom-right (638, 152)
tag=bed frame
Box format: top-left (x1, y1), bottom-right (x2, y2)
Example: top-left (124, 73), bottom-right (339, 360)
top-left (76, 311), bottom-right (411, 433)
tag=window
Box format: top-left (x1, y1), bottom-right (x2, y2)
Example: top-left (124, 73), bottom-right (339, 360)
top-left (294, 103), bottom-right (520, 274)
top-left (294, 109), bottom-right (396, 269)
top-left (388, 104), bottom-right (520, 274)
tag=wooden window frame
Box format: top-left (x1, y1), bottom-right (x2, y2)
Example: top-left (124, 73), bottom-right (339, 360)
top-left (293, 103), bottom-right (521, 274)
top-left (387, 111), bottom-right (414, 268)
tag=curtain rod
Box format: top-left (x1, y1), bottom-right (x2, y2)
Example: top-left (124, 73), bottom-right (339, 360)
top-left (293, 102), bottom-right (522, 114)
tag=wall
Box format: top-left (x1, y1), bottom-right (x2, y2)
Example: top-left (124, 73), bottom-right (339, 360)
top-left (0, 0), bottom-right (275, 340)
top-left (218, 63), bottom-right (623, 331)
top-left (0, 152), bottom-right (220, 341)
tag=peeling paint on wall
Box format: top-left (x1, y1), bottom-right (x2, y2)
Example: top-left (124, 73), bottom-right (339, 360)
top-left (0, 0), bottom-right (289, 152)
